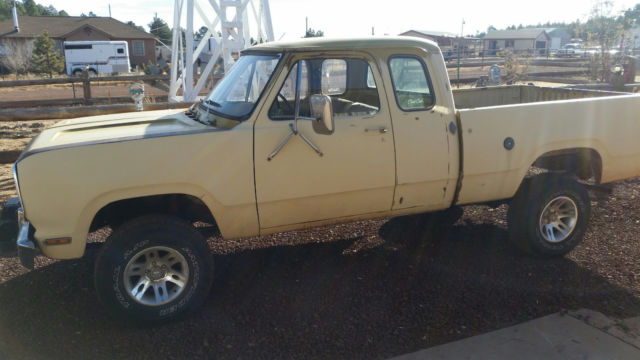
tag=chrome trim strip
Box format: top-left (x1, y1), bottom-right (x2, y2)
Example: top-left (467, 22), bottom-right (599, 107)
top-left (11, 163), bottom-right (21, 203)
top-left (16, 208), bottom-right (35, 269)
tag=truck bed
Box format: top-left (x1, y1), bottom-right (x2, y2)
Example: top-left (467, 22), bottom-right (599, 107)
top-left (455, 87), bottom-right (640, 205)
top-left (453, 85), bottom-right (625, 109)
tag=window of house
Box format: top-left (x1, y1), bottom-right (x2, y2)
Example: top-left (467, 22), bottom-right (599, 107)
top-left (388, 56), bottom-right (435, 111)
top-left (269, 58), bottom-right (380, 120)
top-left (505, 40), bottom-right (515, 48)
top-left (132, 40), bottom-right (145, 56)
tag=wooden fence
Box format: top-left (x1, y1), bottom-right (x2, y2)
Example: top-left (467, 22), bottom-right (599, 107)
top-left (0, 73), bottom-right (173, 109)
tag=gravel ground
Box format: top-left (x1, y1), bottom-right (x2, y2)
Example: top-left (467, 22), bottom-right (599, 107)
top-left (0, 177), bottom-right (639, 359)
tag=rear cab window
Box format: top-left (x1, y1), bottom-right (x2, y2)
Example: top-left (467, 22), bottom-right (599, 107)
top-left (388, 55), bottom-right (435, 111)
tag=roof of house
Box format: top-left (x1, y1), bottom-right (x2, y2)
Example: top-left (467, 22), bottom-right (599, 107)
top-left (544, 28), bottom-right (571, 37)
top-left (0, 16), bottom-right (155, 40)
top-left (484, 28), bottom-right (549, 40)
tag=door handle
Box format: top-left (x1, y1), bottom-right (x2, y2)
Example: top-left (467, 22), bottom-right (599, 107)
top-left (364, 127), bottom-right (388, 134)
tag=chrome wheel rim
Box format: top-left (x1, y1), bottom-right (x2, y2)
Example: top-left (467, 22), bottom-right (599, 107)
top-left (538, 196), bottom-right (578, 243)
top-left (124, 246), bottom-right (189, 306)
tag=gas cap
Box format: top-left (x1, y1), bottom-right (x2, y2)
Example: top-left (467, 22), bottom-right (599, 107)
top-left (504, 137), bottom-right (515, 150)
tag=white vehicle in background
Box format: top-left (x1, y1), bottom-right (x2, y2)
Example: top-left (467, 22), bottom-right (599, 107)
top-left (555, 43), bottom-right (585, 57)
top-left (64, 41), bottom-right (131, 76)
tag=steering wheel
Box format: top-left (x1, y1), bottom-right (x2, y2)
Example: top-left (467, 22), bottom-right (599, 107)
top-left (277, 93), bottom-right (294, 114)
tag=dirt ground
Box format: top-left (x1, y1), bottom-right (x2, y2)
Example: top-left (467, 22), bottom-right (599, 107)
top-left (1, 118), bottom-right (640, 359)
top-left (0, 180), bottom-right (639, 359)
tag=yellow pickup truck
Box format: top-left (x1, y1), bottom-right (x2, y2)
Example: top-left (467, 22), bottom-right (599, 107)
top-left (2, 37), bottom-right (640, 323)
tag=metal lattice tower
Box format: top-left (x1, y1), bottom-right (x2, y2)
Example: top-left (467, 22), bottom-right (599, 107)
top-left (169, 0), bottom-right (274, 102)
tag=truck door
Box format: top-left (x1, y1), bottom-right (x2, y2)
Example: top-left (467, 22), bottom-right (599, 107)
top-left (383, 53), bottom-right (457, 212)
top-left (254, 54), bottom-right (396, 230)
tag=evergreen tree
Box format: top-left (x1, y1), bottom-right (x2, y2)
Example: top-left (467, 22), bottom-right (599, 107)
top-left (149, 16), bottom-right (172, 45)
top-left (304, 28), bottom-right (324, 38)
top-left (31, 30), bottom-right (64, 78)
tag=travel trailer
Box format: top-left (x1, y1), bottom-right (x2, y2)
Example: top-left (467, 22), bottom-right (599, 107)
top-left (64, 41), bottom-right (131, 76)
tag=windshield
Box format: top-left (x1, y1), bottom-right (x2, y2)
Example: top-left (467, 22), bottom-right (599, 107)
top-left (204, 53), bottom-right (281, 120)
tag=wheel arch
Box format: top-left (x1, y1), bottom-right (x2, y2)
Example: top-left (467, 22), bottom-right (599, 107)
top-left (89, 193), bottom-right (218, 232)
top-left (531, 147), bottom-right (603, 184)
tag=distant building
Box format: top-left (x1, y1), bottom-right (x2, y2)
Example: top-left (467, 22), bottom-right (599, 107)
top-left (544, 28), bottom-right (572, 50)
top-left (0, 16), bottom-right (157, 68)
top-left (483, 28), bottom-right (550, 55)
top-left (400, 30), bottom-right (480, 57)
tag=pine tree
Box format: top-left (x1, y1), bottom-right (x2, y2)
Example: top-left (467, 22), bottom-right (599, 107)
top-left (31, 31), bottom-right (64, 78)
top-left (149, 16), bottom-right (172, 45)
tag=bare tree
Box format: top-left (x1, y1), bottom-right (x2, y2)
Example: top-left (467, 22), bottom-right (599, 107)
top-left (588, 0), bottom-right (621, 82)
top-left (0, 39), bottom-right (34, 79)
top-left (502, 49), bottom-right (531, 84)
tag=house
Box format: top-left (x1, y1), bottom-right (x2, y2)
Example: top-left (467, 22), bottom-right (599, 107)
top-left (400, 30), bottom-right (481, 57)
top-left (544, 28), bottom-right (572, 50)
top-left (483, 28), bottom-right (550, 55)
top-left (0, 16), bottom-right (157, 68)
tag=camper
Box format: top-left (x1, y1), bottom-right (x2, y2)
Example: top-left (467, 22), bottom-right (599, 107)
top-left (64, 41), bottom-right (131, 76)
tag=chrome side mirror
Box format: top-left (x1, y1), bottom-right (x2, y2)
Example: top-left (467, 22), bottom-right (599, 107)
top-left (310, 94), bottom-right (334, 135)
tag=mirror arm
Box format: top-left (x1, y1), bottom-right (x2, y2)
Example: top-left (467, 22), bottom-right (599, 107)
top-left (267, 61), bottom-right (324, 161)
top-left (293, 60), bottom-right (303, 133)
top-left (267, 125), bottom-right (295, 161)
top-left (298, 131), bottom-right (324, 157)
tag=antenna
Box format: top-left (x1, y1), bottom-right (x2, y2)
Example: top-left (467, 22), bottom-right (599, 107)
top-left (169, 0), bottom-right (275, 103)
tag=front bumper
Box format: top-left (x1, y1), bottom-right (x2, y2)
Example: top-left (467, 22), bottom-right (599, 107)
top-left (0, 198), bottom-right (36, 269)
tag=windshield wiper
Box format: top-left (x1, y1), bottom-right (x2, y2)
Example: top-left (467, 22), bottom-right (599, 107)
top-left (206, 99), bottom-right (222, 108)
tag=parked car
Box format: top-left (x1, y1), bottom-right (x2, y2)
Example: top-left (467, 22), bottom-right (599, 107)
top-left (555, 43), bottom-right (585, 57)
top-left (3, 37), bottom-right (640, 323)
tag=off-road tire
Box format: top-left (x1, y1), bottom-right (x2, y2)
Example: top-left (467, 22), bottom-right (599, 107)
top-left (507, 174), bottom-right (590, 257)
top-left (94, 215), bottom-right (213, 324)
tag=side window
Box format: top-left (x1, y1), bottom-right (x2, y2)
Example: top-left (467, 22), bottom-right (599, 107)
top-left (117, 48), bottom-right (125, 54)
top-left (389, 56), bottom-right (434, 111)
top-left (268, 61), bottom-right (310, 120)
top-left (269, 58), bottom-right (380, 120)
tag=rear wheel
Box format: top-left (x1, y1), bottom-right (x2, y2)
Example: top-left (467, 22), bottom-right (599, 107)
top-left (507, 174), bottom-right (590, 257)
top-left (94, 215), bottom-right (213, 324)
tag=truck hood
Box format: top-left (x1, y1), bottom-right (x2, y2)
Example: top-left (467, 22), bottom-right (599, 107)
top-left (22, 109), bottom-right (217, 156)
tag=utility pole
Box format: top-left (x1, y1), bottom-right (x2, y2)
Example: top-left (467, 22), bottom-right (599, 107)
top-left (457, 19), bottom-right (465, 88)
top-left (372, 27), bottom-right (375, 36)
top-left (305, 17), bottom-right (308, 37)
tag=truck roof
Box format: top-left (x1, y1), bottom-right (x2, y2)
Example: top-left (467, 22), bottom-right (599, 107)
top-left (248, 36), bottom-right (440, 54)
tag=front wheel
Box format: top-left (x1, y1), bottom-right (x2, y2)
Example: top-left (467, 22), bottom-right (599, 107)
top-left (507, 174), bottom-right (591, 257)
top-left (94, 215), bottom-right (214, 324)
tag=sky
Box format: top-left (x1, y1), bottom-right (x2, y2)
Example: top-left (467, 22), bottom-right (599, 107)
top-left (42, 0), bottom-right (640, 40)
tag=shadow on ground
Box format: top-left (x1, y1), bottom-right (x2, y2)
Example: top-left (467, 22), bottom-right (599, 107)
top-left (1, 215), bottom-right (639, 359)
